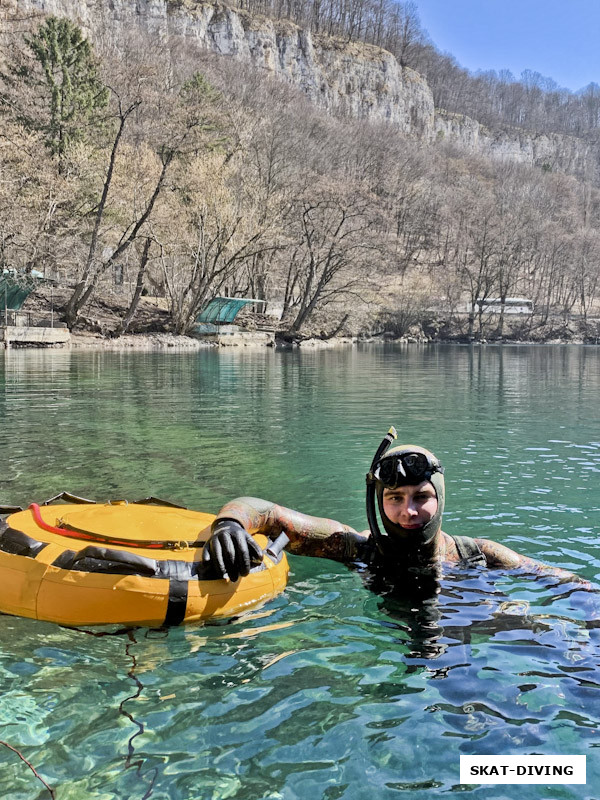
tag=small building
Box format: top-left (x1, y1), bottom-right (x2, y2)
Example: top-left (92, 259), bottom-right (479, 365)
top-left (472, 297), bottom-right (534, 315)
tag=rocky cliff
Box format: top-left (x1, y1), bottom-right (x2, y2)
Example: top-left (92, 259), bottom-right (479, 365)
top-left (14, 0), bottom-right (597, 175)
top-left (16, 0), bottom-right (435, 137)
top-left (434, 110), bottom-right (594, 177)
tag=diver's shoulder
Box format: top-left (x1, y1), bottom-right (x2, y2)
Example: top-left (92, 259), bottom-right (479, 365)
top-left (439, 531), bottom-right (460, 561)
top-left (440, 533), bottom-right (520, 567)
top-left (473, 537), bottom-right (521, 567)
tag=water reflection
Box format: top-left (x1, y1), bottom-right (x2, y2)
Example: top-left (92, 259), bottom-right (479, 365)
top-left (2, 345), bottom-right (600, 799)
top-left (370, 564), bottom-right (600, 669)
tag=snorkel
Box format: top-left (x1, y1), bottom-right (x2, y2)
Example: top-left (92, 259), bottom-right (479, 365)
top-left (366, 428), bottom-right (445, 553)
top-left (366, 426), bottom-right (397, 554)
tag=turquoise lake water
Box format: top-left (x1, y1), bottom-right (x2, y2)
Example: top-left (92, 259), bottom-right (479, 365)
top-left (0, 343), bottom-right (599, 799)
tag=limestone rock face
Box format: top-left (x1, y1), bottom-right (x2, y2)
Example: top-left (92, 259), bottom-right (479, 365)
top-left (14, 0), bottom-right (596, 175)
top-left (17, 0), bottom-right (435, 137)
top-left (434, 109), bottom-right (594, 177)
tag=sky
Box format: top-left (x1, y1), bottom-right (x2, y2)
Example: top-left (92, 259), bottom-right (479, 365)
top-left (414, 0), bottom-right (600, 92)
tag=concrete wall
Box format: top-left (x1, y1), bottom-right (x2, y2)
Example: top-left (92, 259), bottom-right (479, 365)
top-left (1, 326), bottom-right (71, 347)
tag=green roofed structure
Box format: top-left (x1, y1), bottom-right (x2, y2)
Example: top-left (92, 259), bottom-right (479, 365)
top-left (195, 296), bottom-right (267, 335)
top-left (1, 269), bottom-right (44, 313)
top-left (196, 296), bottom-right (266, 325)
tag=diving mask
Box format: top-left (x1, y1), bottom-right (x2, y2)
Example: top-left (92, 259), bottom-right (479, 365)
top-left (372, 451), bottom-right (444, 488)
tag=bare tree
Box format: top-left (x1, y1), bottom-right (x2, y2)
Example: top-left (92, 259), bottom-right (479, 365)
top-left (61, 32), bottom-right (228, 328)
top-left (440, 177), bottom-right (501, 339)
top-left (282, 183), bottom-right (377, 332)
top-left (156, 151), bottom-right (278, 334)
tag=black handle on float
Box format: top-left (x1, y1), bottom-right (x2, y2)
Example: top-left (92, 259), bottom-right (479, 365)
top-left (366, 426), bottom-right (397, 551)
top-left (265, 531), bottom-right (290, 561)
top-left (0, 504), bottom-right (24, 515)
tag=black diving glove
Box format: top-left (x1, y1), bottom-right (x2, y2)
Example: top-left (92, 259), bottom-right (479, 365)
top-left (202, 519), bottom-right (264, 582)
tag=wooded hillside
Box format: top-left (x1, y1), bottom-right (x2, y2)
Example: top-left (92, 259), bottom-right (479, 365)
top-left (235, 0), bottom-right (600, 138)
top-left (2, 3), bottom-right (599, 340)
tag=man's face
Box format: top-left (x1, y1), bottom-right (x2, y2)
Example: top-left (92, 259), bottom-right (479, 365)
top-left (382, 481), bottom-right (438, 534)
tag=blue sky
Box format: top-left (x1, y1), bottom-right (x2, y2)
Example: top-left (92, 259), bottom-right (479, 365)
top-left (414, 0), bottom-right (600, 92)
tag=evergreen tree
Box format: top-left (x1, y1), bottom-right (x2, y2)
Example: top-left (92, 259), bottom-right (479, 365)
top-left (23, 17), bottom-right (108, 161)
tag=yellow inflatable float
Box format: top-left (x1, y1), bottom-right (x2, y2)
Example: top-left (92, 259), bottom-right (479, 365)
top-left (0, 494), bottom-right (289, 627)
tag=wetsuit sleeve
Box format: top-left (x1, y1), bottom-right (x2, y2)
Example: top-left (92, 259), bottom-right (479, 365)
top-left (476, 539), bottom-right (591, 585)
top-left (214, 497), bottom-right (368, 562)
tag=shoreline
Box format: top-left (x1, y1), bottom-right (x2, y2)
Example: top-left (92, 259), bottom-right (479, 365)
top-left (2, 330), bottom-right (598, 351)
top-left (69, 332), bottom-right (214, 349)
top-left (67, 331), bottom-right (360, 349)
top-left (68, 330), bottom-right (600, 349)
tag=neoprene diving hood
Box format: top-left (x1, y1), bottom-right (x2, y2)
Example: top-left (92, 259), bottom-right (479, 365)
top-left (366, 432), bottom-right (445, 550)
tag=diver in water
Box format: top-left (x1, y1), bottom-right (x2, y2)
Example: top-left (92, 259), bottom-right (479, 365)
top-left (203, 427), bottom-right (585, 586)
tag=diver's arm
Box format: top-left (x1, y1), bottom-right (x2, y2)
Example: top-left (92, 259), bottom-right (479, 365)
top-left (476, 539), bottom-right (590, 584)
top-left (214, 497), bottom-right (368, 561)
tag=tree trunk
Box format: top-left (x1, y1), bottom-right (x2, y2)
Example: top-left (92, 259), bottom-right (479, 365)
top-left (64, 104), bottom-right (137, 330)
top-left (467, 310), bottom-right (475, 339)
top-left (322, 313), bottom-right (349, 339)
top-left (496, 295), bottom-right (506, 338)
top-left (111, 238), bottom-right (151, 338)
top-left (65, 149), bottom-right (172, 328)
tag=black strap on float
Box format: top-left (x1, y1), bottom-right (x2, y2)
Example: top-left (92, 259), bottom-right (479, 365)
top-left (50, 543), bottom-right (271, 627)
top-left (49, 546), bottom-right (197, 627)
top-left (163, 561), bottom-right (190, 627)
top-left (52, 546), bottom-right (162, 576)
top-left (0, 522), bottom-right (48, 558)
